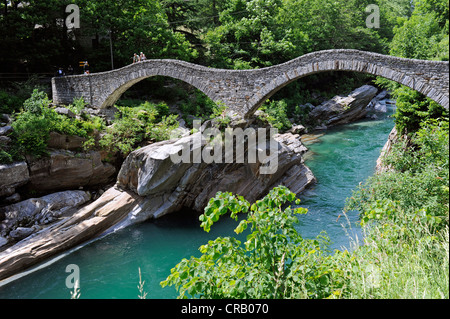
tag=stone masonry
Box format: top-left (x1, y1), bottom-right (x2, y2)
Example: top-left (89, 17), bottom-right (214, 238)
top-left (52, 49), bottom-right (449, 117)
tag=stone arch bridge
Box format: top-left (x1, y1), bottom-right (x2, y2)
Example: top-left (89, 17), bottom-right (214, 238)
top-left (52, 49), bottom-right (449, 117)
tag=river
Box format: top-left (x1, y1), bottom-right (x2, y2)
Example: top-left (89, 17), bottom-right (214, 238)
top-left (0, 102), bottom-right (395, 299)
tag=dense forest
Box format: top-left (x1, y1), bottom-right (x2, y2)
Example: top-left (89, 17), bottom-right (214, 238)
top-left (0, 0), bottom-right (449, 299)
top-left (1, 0), bottom-right (447, 73)
top-left (1, 0), bottom-right (448, 134)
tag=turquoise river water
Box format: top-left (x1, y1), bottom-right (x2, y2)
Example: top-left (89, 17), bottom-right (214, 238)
top-left (0, 105), bottom-right (395, 299)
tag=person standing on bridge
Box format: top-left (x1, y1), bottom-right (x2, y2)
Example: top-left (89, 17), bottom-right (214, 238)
top-left (140, 52), bottom-right (146, 62)
top-left (83, 61), bottom-right (90, 75)
top-left (133, 53), bottom-right (139, 63)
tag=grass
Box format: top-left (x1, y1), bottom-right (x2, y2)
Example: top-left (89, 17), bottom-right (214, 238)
top-left (338, 118), bottom-right (449, 299)
top-left (339, 220), bottom-right (449, 299)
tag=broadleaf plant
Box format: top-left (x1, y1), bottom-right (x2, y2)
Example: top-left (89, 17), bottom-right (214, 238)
top-left (161, 186), bottom-right (347, 299)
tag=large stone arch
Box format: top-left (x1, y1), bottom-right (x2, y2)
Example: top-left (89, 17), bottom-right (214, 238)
top-left (243, 50), bottom-right (449, 117)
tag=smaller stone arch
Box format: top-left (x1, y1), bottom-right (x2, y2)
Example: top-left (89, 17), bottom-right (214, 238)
top-left (92, 60), bottom-right (221, 109)
top-left (52, 59), bottom-right (222, 110)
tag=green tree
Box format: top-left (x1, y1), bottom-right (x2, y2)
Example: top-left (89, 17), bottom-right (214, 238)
top-left (161, 186), bottom-right (347, 299)
top-left (278, 0), bottom-right (385, 54)
top-left (392, 87), bottom-right (448, 134)
top-left (203, 0), bottom-right (297, 68)
top-left (0, 0), bottom-right (80, 73)
top-left (390, 13), bottom-right (448, 60)
top-left (69, 0), bottom-right (197, 71)
top-left (378, 0), bottom-right (449, 134)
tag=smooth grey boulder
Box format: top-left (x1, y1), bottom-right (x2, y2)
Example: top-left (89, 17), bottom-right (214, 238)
top-left (0, 162), bottom-right (30, 197)
top-left (0, 190), bottom-right (91, 237)
top-left (0, 126), bottom-right (13, 136)
top-left (55, 107), bottom-right (76, 118)
top-left (309, 85), bottom-right (378, 127)
top-left (117, 129), bottom-right (316, 222)
top-left (27, 150), bottom-right (116, 192)
top-left (9, 227), bottom-right (38, 240)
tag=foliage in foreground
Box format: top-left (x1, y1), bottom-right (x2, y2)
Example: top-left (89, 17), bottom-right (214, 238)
top-left (161, 186), bottom-right (348, 299)
top-left (162, 118), bottom-right (449, 299)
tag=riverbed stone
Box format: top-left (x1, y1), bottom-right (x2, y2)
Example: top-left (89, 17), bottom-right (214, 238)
top-left (289, 124), bottom-right (307, 135)
top-left (47, 131), bottom-right (86, 150)
top-left (0, 190), bottom-right (92, 238)
top-left (308, 85), bottom-right (378, 127)
top-left (55, 107), bottom-right (76, 118)
top-left (9, 227), bottom-right (36, 240)
top-left (0, 162), bottom-right (30, 197)
top-left (0, 135), bottom-right (11, 145)
top-left (0, 236), bottom-right (7, 248)
top-left (27, 150), bottom-right (116, 192)
top-left (0, 126), bottom-right (13, 136)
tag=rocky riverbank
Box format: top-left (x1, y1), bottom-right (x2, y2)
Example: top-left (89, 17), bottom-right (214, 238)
top-left (0, 120), bottom-right (316, 281)
top-left (0, 84), bottom-right (385, 282)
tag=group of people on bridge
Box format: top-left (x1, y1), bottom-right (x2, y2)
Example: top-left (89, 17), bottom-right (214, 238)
top-left (132, 52), bottom-right (147, 63)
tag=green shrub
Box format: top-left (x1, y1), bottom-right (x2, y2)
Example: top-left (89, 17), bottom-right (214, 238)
top-left (0, 90), bottom-right (23, 114)
top-left (99, 112), bottom-right (142, 157)
top-left (210, 102), bottom-right (231, 130)
top-left (11, 90), bottom-right (106, 159)
top-left (180, 91), bottom-right (217, 123)
top-left (148, 114), bottom-right (180, 142)
top-left (99, 102), bottom-right (179, 157)
top-left (154, 102), bottom-right (170, 119)
top-left (0, 149), bottom-right (14, 164)
top-left (67, 97), bottom-right (87, 115)
top-left (392, 87), bottom-right (448, 134)
top-left (11, 90), bottom-right (55, 158)
top-left (161, 186), bottom-right (348, 299)
top-left (259, 99), bottom-right (292, 131)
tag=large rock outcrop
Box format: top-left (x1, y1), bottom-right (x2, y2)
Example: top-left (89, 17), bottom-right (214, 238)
top-left (0, 162), bottom-right (30, 198)
top-left (116, 130), bottom-right (315, 223)
top-left (0, 125), bottom-right (316, 281)
top-left (26, 150), bottom-right (116, 193)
